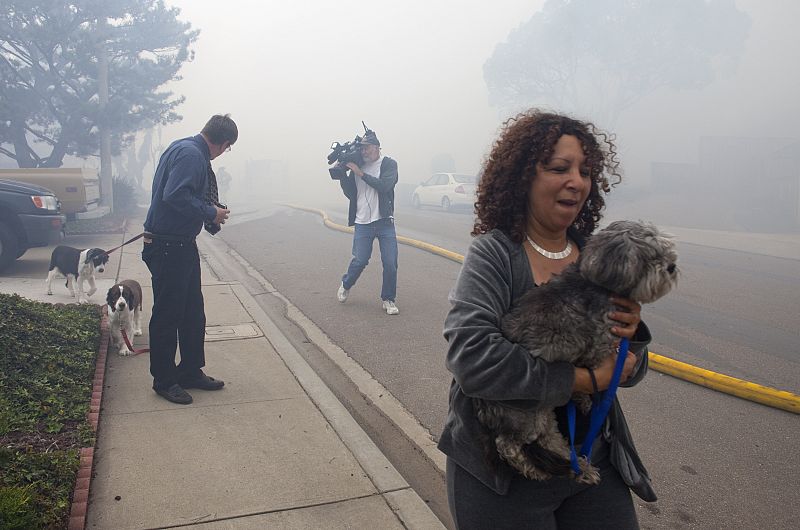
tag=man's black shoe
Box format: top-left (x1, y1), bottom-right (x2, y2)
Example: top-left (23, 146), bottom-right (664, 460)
top-left (178, 371), bottom-right (225, 391)
top-left (153, 384), bottom-right (193, 405)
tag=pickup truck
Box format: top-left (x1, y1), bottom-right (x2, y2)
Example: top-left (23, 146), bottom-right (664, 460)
top-left (0, 179), bottom-right (66, 271)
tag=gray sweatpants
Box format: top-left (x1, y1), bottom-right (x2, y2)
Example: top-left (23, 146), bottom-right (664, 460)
top-left (446, 456), bottom-right (639, 530)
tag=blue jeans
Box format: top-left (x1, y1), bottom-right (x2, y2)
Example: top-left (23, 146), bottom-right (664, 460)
top-left (342, 217), bottom-right (398, 301)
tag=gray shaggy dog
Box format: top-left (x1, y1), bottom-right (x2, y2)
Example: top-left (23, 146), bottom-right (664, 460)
top-left (474, 220), bottom-right (679, 484)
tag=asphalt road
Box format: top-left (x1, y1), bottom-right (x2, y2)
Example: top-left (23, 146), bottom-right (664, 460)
top-left (221, 203), bottom-right (799, 530)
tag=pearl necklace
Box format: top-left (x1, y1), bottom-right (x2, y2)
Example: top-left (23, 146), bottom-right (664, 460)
top-left (526, 234), bottom-right (573, 260)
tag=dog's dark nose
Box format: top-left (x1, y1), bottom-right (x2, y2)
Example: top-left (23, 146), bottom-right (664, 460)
top-left (667, 263), bottom-right (676, 274)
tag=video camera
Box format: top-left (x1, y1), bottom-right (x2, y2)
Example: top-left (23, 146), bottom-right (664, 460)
top-left (327, 121), bottom-right (371, 180)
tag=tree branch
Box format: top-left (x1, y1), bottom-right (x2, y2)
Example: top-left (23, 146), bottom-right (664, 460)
top-left (0, 145), bottom-right (17, 159)
top-left (23, 124), bottom-right (56, 146)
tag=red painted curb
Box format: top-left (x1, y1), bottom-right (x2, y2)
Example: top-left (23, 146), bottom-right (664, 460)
top-left (68, 309), bottom-right (109, 530)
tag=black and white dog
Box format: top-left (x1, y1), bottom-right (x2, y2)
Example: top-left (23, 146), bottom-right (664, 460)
top-left (106, 280), bottom-right (143, 356)
top-left (46, 245), bottom-right (109, 303)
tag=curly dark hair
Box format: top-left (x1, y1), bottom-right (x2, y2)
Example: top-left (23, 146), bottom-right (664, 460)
top-left (472, 110), bottom-right (621, 242)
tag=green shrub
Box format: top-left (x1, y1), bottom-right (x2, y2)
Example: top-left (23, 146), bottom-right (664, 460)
top-left (0, 485), bottom-right (37, 530)
top-left (0, 294), bottom-right (100, 436)
top-left (0, 448), bottom-right (80, 529)
top-left (0, 293), bottom-right (101, 529)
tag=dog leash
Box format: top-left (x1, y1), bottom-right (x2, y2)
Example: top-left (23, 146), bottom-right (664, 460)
top-left (120, 329), bottom-right (150, 355)
top-left (102, 232), bottom-right (146, 256)
top-left (567, 337), bottom-right (629, 475)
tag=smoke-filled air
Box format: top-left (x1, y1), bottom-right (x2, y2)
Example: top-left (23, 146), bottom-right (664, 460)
top-left (2, 0), bottom-right (798, 232)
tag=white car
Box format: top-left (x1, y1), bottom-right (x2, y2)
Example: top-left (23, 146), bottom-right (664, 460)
top-left (411, 173), bottom-right (478, 211)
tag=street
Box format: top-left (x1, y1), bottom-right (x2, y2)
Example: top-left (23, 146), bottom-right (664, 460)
top-left (217, 203), bottom-right (799, 529)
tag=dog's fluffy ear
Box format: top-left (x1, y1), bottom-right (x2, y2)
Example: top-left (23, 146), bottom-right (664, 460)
top-left (106, 286), bottom-right (119, 310)
top-left (579, 225), bottom-right (633, 297)
top-left (89, 248), bottom-right (109, 266)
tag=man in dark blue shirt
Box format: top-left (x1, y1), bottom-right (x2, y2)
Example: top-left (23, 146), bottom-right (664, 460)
top-left (142, 114), bottom-right (237, 404)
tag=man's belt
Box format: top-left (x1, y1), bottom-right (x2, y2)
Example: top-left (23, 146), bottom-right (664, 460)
top-left (143, 232), bottom-right (195, 243)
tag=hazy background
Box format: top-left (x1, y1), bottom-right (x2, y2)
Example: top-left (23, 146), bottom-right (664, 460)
top-left (109, 0), bottom-right (800, 232)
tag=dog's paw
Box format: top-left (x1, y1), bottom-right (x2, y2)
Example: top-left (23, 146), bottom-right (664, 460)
top-left (575, 459), bottom-right (601, 485)
top-left (134, 329), bottom-right (142, 336)
top-left (86, 288), bottom-right (97, 297)
top-left (575, 395), bottom-right (593, 415)
top-left (118, 348), bottom-right (133, 356)
top-left (78, 298), bottom-right (89, 304)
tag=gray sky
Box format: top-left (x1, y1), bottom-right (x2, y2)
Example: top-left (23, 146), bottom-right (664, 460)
top-left (149, 0), bottom-right (799, 229)
top-left (157, 0), bottom-right (542, 196)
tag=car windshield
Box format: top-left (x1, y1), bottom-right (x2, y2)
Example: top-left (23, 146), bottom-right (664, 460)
top-left (453, 174), bottom-right (476, 184)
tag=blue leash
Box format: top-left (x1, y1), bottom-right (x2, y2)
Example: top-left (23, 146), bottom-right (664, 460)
top-left (567, 337), bottom-right (629, 475)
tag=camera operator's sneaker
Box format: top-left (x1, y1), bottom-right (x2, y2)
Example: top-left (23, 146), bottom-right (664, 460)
top-left (337, 282), bottom-right (349, 303)
top-left (382, 300), bottom-right (399, 315)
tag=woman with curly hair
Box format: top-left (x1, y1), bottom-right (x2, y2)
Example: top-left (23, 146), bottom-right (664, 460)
top-left (439, 110), bottom-right (655, 528)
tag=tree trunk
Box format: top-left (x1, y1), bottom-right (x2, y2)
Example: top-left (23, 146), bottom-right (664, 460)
top-left (97, 17), bottom-right (113, 212)
top-left (11, 121), bottom-right (37, 168)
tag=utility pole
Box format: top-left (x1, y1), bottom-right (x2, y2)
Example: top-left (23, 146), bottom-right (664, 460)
top-left (97, 16), bottom-right (113, 212)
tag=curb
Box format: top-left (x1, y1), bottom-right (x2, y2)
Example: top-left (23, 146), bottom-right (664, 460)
top-left (286, 203), bottom-right (800, 415)
top-left (198, 237), bottom-right (445, 528)
top-left (649, 353), bottom-right (800, 414)
top-left (221, 244), bottom-right (447, 475)
top-left (68, 307), bottom-right (109, 530)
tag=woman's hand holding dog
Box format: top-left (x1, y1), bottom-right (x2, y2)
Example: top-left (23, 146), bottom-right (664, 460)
top-left (573, 296), bottom-right (642, 394)
top-left (609, 296), bottom-right (642, 340)
top-left (573, 352), bottom-right (637, 394)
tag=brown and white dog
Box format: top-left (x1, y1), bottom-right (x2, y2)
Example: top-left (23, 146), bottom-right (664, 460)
top-left (106, 280), bottom-right (143, 356)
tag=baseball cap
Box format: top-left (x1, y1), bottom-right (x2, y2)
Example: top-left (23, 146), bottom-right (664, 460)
top-left (359, 130), bottom-right (380, 147)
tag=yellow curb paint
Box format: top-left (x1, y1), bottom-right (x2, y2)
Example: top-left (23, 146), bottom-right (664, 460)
top-left (649, 353), bottom-right (799, 414)
top-left (284, 204), bottom-right (800, 415)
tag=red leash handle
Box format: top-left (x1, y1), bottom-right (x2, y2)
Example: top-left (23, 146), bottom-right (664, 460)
top-left (121, 329), bottom-right (150, 355)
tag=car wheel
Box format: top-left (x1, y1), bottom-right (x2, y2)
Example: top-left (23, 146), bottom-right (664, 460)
top-left (441, 196), bottom-right (451, 211)
top-left (412, 194), bottom-right (421, 209)
top-left (0, 222), bottom-right (20, 271)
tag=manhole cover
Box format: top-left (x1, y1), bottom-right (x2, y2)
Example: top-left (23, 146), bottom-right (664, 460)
top-left (205, 323), bottom-right (262, 341)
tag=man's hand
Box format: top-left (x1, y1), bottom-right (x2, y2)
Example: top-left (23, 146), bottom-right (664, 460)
top-left (345, 162), bottom-right (364, 177)
top-left (213, 206), bottom-right (230, 225)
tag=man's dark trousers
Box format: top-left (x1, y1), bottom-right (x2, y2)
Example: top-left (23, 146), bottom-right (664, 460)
top-left (142, 238), bottom-right (206, 389)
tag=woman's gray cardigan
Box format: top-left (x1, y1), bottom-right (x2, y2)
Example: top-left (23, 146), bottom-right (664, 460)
top-left (437, 228), bottom-right (657, 501)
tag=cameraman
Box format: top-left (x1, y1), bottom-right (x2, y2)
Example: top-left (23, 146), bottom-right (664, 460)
top-left (335, 130), bottom-right (400, 315)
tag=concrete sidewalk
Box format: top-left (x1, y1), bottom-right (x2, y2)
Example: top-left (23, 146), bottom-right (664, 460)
top-left (0, 220), bottom-right (443, 529)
